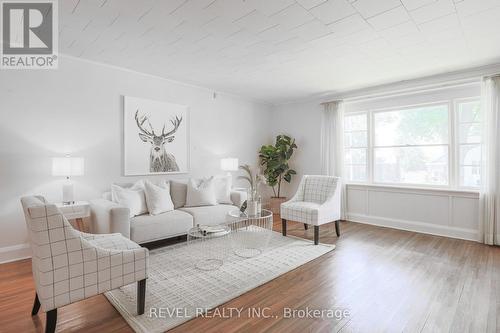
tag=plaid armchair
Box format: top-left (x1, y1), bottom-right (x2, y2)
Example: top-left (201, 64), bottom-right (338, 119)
top-left (280, 175), bottom-right (341, 244)
top-left (20, 196), bottom-right (148, 333)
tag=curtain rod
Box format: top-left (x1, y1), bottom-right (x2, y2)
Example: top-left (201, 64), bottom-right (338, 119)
top-left (320, 78), bottom-right (481, 105)
top-left (320, 71), bottom-right (500, 106)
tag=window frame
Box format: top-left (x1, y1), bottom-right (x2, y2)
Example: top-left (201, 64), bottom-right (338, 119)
top-left (344, 98), bottom-right (481, 191)
top-left (343, 111), bottom-right (369, 184)
top-left (454, 97), bottom-right (482, 190)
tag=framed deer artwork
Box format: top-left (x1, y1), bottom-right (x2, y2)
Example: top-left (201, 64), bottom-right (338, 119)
top-left (123, 96), bottom-right (189, 175)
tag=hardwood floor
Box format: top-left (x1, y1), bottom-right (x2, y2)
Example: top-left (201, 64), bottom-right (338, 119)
top-left (2, 218), bottom-right (500, 333)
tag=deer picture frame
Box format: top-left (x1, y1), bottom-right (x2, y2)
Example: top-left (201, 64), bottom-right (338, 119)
top-left (123, 96), bottom-right (189, 175)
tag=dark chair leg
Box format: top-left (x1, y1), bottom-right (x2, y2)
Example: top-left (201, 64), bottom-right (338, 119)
top-left (304, 224), bottom-right (308, 230)
top-left (45, 309), bottom-right (57, 333)
top-left (314, 226), bottom-right (319, 245)
top-left (31, 293), bottom-right (41, 316)
top-left (137, 279), bottom-right (146, 315)
top-left (281, 219), bottom-right (287, 236)
top-left (335, 220), bottom-right (340, 237)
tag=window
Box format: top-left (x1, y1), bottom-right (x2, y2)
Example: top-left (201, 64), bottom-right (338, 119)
top-left (344, 99), bottom-right (482, 189)
top-left (344, 113), bottom-right (368, 182)
top-left (373, 104), bottom-right (449, 186)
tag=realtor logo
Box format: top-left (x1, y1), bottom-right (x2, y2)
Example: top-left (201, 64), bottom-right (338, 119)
top-left (1, 0), bottom-right (58, 69)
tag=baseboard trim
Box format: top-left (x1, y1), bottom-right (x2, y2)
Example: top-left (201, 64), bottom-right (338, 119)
top-left (347, 213), bottom-right (480, 242)
top-left (0, 243), bottom-right (31, 264)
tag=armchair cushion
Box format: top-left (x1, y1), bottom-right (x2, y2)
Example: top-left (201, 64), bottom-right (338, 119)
top-left (281, 202), bottom-right (321, 225)
top-left (85, 233), bottom-right (142, 250)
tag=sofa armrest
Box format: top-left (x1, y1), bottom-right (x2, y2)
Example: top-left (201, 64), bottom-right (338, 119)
top-left (230, 190), bottom-right (247, 208)
top-left (89, 199), bottom-right (131, 238)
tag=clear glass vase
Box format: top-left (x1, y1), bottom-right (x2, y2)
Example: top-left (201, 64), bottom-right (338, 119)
top-left (247, 188), bottom-right (259, 216)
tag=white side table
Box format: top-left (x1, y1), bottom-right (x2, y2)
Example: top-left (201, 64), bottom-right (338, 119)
top-left (56, 201), bottom-right (91, 232)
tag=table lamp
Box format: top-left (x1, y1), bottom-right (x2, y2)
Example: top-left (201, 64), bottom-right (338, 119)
top-left (52, 156), bottom-right (84, 205)
top-left (220, 158), bottom-right (239, 175)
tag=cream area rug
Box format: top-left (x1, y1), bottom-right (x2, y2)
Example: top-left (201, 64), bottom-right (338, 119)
top-left (105, 230), bottom-right (335, 333)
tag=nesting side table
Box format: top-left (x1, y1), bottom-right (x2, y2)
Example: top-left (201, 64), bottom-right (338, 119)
top-left (56, 201), bottom-right (91, 232)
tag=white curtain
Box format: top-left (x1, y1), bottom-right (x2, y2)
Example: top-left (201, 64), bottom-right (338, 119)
top-left (480, 76), bottom-right (500, 245)
top-left (320, 101), bottom-right (347, 219)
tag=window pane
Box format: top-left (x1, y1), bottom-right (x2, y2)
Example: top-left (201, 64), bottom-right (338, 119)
top-left (345, 148), bottom-right (367, 164)
top-left (460, 166), bottom-right (481, 187)
top-left (458, 101), bottom-right (481, 122)
top-left (345, 165), bottom-right (367, 182)
top-left (458, 123), bottom-right (481, 144)
top-left (459, 144), bottom-right (481, 166)
top-left (374, 146), bottom-right (448, 185)
top-left (345, 113), bottom-right (367, 131)
top-left (374, 105), bottom-right (449, 146)
top-left (344, 131), bottom-right (367, 148)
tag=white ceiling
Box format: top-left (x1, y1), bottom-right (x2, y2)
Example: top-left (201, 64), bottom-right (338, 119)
top-left (58, 0), bottom-right (500, 103)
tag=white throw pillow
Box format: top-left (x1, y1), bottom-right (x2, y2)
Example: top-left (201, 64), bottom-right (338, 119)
top-left (185, 177), bottom-right (217, 207)
top-left (144, 180), bottom-right (174, 215)
top-left (214, 175), bottom-right (232, 204)
top-left (111, 181), bottom-right (148, 217)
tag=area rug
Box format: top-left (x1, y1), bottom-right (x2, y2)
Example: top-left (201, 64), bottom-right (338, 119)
top-left (104, 230), bottom-right (335, 333)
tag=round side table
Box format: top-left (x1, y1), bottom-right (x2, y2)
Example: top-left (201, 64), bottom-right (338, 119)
top-left (187, 224), bottom-right (231, 271)
top-left (227, 209), bottom-right (273, 258)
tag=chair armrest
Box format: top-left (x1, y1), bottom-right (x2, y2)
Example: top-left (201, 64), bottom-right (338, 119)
top-left (318, 183), bottom-right (342, 221)
top-left (80, 236), bottom-right (149, 287)
top-left (230, 190), bottom-right (247, 207)
top-left (89, 199), bottom-right (131, 238)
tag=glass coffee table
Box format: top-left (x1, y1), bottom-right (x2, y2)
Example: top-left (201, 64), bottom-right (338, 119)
top-left (227, 209), bottom-right (273, 258)
top-left (187, 224), bottom-right (231, 271)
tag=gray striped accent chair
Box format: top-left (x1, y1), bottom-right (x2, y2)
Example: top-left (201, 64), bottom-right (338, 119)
top-left (280, 175), bottom-right (342, 244)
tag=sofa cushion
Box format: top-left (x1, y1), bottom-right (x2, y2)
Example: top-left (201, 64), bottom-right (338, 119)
top-left (179, 204), bottom-right (238, 226)
top-left (185, 177), bottom-right (217, 207)
top-left (214, 175), bottom-right (232, 204)
top-left (130, 210), bottom-right (193, 244)
top-left (144, 180), bottom-right (174, 215)
top-left (170, 180), bottom-right (187, 209)
top-left (112, 181), bottom-right (148, 217)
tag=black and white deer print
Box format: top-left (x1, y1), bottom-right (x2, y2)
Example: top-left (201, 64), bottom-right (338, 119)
top-left (135, 110), bottom-right (183, 172)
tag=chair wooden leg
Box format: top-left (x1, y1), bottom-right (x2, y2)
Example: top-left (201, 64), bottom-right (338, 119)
top-left (335, 220), bottom-right (340, 237)
top-left (45, 309), bottom-right (57, 333)
top-left (281, 219), bottom-right (287, 236)
top-left (314, 226), bottom-right (319, 245)
top-left (304, 224), bottom-right (308, 230)
top-left (137, 279), bottom-right (146, 315)
top-left (31, 293), bottom-right (41, 316)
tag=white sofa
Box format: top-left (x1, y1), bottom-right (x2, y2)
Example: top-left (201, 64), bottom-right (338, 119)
top-left (90, 180), bottom-right (246, 244)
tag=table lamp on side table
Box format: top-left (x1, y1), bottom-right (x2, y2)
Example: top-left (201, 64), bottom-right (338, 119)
top-left (220, 157), bottom-right (239, 176)
top-left (52, 156), bottom-right (84, 205)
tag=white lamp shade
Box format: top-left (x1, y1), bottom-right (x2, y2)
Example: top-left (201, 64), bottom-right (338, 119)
top-left (220, 158), bottom-right (239, 171)
top-left (52, 157), bottom-right (84, 176)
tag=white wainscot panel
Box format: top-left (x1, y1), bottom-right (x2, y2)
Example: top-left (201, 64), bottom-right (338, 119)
top-left (346, 185), bottom-right (480, 242)
top-left (368, 190), bottom-right (449, 226)
top-left (452, 196), bottom-right (479, 230)
top-left (347, 188), bottom-right (367, 215)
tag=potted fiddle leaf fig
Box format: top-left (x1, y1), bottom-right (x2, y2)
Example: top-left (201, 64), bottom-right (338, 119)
top-left (259, 135), bottom-right (297, 214)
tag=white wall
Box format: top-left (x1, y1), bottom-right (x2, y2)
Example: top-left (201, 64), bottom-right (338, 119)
top-left (269, 100), bottom-right (323, 197)
top-left (0, 56), bottom-right (271, 263)
top-left (271, 82), bottom-right (482, 242)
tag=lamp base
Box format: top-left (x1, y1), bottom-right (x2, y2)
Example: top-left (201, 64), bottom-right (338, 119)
top-left (62, 181), bottom-right (74, 205)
